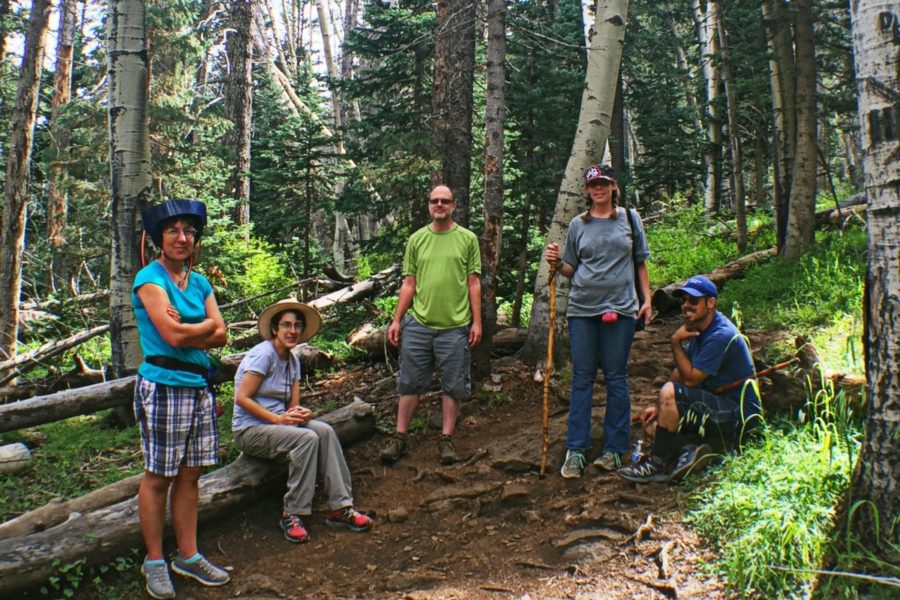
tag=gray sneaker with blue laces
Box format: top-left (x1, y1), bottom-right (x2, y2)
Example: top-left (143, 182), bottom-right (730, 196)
top-left (171, 553), bottom-right (230, 586)
top-left (560, 449), bottom-right (587, 479)
top-left (141, 558), bottom-right (175, 599)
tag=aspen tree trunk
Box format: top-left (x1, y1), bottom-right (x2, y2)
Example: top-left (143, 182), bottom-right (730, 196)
top-left (47, 0), bottom-right (80, 292)
top-left (762, 0), bottom-right (796, 250)
top-left (522, 0), bottom-right (629, 364)
top-left (847, 0), bottom-right (900, 561)
top-left (108, 0), bottom-right (151, 380)
top-left (431, 0), bottom-right (476, 226)
top-left (473, 0), bottom-right (506, 380)
top-left (0, 0), bottom-right (52, 378)
top-left (693, 0), bottom-right (721, 214)
top-left (224, 0), bottom-right (254, 227)
top-left (670, 17), bottom-right (701, 123)
top-left (716, 6), bottom-right (746, 251)
top-left (780, 0), bottom-right (816, 260)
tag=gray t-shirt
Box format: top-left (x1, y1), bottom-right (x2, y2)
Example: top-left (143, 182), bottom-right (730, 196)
top-left (561, 207), bottom-right (651, 318)
top-left (232, 340), bottom-right (301, 431)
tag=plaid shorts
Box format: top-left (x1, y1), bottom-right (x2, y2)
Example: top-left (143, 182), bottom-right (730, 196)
top-left (673, 383), bottom-right (759, 447)
top-left (134, 375), bottom-right (219, 477)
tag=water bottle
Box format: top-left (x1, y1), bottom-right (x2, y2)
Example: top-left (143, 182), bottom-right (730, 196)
top-left (630, 440), bottom-right (644, 464)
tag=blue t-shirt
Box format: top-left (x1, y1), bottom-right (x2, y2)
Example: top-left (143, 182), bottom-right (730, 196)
top-left (132, 261), bottom-right (213, 388)
top-left (232, 340), bottom-right (301, 431)
top-left (562, 207), bottom-right (651, 318)
top-left (687, 311), bottom-right (760, 419)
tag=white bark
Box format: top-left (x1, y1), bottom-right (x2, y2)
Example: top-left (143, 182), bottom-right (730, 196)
top-left (849, 0), bottom-right (900, 556)
top-left (522, 0), bottom-right (629, 363)
top-left (108, 0), bottom-right (151, 378)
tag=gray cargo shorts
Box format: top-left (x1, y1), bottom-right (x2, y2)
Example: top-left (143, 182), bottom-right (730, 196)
top-left (397, 315), bottom-right (471, 399)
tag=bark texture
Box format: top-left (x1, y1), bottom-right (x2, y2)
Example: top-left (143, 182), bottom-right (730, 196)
top-left (848, 0), bottom-right (900, 561)
top-left (224, 0), bottom-right (254, 226)
top-left (522, 0), bottom-right (629, 364)
top-left (0, 0), bottom-right (52, 378)
top-left (473, 0), bottom-right (507, 379)
top-left (431, 0), bottom-right (477, 225)
top-left (108, 0), bottom-right (151, 380)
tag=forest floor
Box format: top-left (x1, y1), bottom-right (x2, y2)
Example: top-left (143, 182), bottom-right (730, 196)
top-left (91, 314), bottom-right (783, 599)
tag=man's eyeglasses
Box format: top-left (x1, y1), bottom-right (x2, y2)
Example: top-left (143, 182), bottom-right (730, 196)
top-left (278, 322), bottom-right (304, 331)
top-left (681, 296), bottom-right (704, 306)
top-left (163, 227), bottom-right (197, 239)
top-left (429, 198), bottom-right (453, 206)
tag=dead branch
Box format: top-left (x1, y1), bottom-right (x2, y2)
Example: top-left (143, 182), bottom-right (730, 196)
top-left (0, 325), bottom-right (109, 385)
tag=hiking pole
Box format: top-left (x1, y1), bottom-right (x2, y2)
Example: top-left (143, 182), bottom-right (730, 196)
top-left (541, 264), bottom-right (558, 478)
top-left (712, 357), bottom-right (800, 394)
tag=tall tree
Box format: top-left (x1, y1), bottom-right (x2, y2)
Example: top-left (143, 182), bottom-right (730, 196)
top-left (224, 0), bottom-right (254, 226)
top-left (473, 0), bottom-right (506, 379)
top-left (522, 0), bottom-right (629, 364)
top-left (108, 0), bottom-right (151, 379)
top-left (47, 0), bottom-right (81, 290)
top-left (693, 0), bottom-right (722, 213)
top-left (430, 0), bottom-right (476, 226)
top-left (762, 0), bottom-right (797, 250)
top-left (0, 0), bottom-right (52, 375)
top-left (847, 0), bottom-right (900, 562)
top-left (716, 3), bottom-right (746, 251)
top-left (780, 0), bottom-right (817, 260)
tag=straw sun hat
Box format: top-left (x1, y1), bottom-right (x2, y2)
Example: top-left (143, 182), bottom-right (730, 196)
top-left (257, 298), bottom-right (322, 343)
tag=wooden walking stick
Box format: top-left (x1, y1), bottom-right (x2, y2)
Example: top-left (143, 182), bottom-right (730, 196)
top-left (540, 265), bottom-right (558, 477)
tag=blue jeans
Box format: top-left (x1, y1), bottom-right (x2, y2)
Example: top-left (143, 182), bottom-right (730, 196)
top-left (566, 315), bottom-right (635, 454)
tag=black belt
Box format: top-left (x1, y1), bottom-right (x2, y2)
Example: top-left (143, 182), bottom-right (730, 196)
top-left (145, 356), bottom-right (208, 378)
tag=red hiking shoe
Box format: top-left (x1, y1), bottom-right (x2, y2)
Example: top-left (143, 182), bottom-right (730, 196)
top-left (280, 513), bottom-right (309, 543)
top-left (325, 507), bottom-right (373, 532)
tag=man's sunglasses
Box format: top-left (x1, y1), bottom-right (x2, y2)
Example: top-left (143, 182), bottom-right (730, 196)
top-left (681, 296), bottom-right (705, 306)
top-left (429, 198), bottom-right (453, 206)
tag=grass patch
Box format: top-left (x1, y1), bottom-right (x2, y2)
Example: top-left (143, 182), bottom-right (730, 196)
top-left (685, 375), bottom-right (864, 598)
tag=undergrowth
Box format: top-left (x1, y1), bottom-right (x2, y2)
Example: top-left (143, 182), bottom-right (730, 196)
top-left (685, 374), bottom-right (867, 598)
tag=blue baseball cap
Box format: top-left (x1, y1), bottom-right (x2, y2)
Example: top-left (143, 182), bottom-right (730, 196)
top-left (676, 275), bottom-right (718, 298)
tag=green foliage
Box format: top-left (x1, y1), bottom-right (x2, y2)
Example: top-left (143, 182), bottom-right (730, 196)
top-left (0, 414), bottom-right (142, 521)
top-left (206, 231), bottom-right (291, 310)
top-left (645, 203), bottom-right (775, 287)
top-left (718, 226), bottom-right (865, 338)
top-left (686, 384), bottom-right (862, 598)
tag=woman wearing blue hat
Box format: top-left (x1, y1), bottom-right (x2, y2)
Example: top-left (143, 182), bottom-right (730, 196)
top-left (132, 200), bottom-right (230, 599)
top-left (544, 165), bottom-right (652, 479)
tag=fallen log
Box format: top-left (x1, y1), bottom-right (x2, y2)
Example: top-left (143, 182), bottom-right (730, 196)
top-left (0, 398), bottom-right (375, 596)
top-left (0, 345), bottom-right (339, 433)
top-left (20, 289), bottom-right (111, 311)
top-left (348, 324), bottom-right (527, 358)
top-left (651, 248), bottom-right (777, 316)
top-left (0, 324), bottom-right (110, 386)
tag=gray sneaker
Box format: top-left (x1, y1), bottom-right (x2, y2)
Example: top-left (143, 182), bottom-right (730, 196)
top-left (380, 433), bottom-right (408, 463)
top-left (171, 553), bottom-right (230, 587)
top-left (438, 436), bottom-right (458, 465)
top-left (592, 451), bottom-right (622, 471)
top-left (560, 449), bottom-right (587, 479)
top-left (141, 558), bottom-right (175, 599)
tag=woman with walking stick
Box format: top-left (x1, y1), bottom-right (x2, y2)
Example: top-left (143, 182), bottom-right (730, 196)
top-left (544, 165), bottom-right (652, 479)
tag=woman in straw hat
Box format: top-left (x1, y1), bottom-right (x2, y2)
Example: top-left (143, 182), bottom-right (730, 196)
top-left (232, 298), bottom-right (373, 543)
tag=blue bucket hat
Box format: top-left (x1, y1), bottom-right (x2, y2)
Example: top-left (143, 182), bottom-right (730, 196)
top-left (141, 199), bottom-right (207, 246)
top-left (675, 275), bottom-right (718, 298)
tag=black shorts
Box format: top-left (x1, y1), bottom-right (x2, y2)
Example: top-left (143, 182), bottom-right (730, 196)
top-left (673, 383), bottom-right (760, 449)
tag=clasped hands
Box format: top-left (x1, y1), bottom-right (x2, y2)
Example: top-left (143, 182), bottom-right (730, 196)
top-left (280, 406), bottom-right (312, 426)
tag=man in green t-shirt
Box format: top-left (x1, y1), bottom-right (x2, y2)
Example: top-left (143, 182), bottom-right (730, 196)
top-left (380, 185), bottom-right (482, 465)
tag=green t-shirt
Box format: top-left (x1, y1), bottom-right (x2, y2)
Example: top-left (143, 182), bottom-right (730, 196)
top-left (403, 223), bottom-right (481, 329)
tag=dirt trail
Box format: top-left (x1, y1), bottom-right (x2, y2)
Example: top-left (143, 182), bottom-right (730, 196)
top-left (137, 316), bottom-right (753, 599)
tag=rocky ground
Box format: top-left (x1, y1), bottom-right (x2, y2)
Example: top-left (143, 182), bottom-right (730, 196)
top-left (78, 314), bottom-right (779, 600)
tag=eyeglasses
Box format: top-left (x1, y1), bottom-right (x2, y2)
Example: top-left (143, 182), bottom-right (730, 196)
top-left (588, 180), bottom-right (613, 188)
top-left (429, 198), bottom-right (453, 206)
top-left (681, 296), bottom-right (704, 306)
top-left (163, 227), bottom-right (197, 239)
top-left (278, 322), bottom-right (304, 331)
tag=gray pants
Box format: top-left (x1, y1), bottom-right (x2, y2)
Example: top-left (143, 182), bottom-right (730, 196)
top-left (233, 420), bottom-right (353, 515)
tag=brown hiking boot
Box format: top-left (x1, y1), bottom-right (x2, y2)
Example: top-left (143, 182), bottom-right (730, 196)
top-left (438, 435), bottom-right (458, 465)
top-left (380, 433), bottom-right (408, 464)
